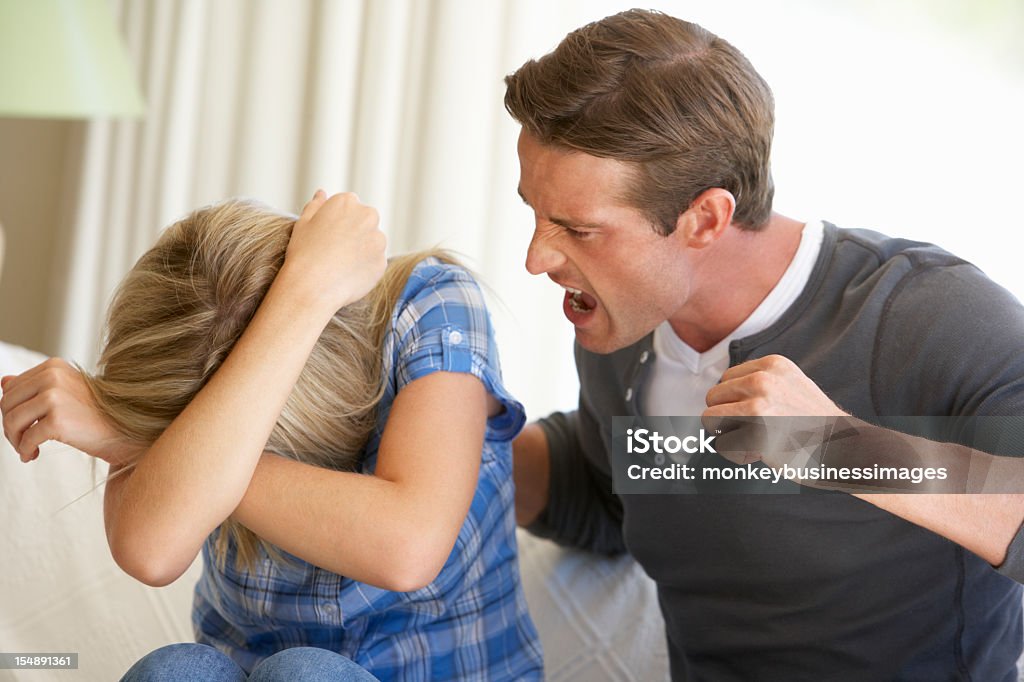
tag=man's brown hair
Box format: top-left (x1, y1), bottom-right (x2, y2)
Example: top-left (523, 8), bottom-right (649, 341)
top-left (504, 9), bottom-right (775, 233)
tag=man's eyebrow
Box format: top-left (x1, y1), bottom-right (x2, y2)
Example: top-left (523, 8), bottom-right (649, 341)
top-left (516, 186), bottom-right (604, 229)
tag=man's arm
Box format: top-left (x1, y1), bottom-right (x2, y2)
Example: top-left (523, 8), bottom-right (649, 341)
top-left (513, 422), bottom-right (550, 526)
top-left (516, 406), bottom-right (627, 555)
top-left (705, 354), bottom-right (1024, 579)
top-left (853, 494), bottom-right (1024, 571)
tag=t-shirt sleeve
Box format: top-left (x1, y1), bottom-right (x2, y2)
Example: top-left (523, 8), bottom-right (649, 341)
top-left (390, 261), bottom-right (525, 444)
top-left (874, 261), bottom-right (1024, 419)
top-left (996, 522), bottom-right (1024, 583)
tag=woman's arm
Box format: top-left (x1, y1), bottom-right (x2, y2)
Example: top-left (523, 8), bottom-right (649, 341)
top-left (6, 354), bottom-right (489, 591)
top-left (232, 370), bottom-right (488, 592)
top-left (103, 275), bottom-right (338, 585)
top-left (2, 192), bottom-right (387, 587)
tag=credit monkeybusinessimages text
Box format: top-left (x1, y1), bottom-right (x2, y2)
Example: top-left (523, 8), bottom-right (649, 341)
top-left (627, 461), bottom-right (949, 485)
top-left (623, 427), bottom-right (949, 485)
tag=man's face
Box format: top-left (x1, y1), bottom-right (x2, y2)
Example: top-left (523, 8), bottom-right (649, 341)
top-left (516, 130), bottom-right (693, 354)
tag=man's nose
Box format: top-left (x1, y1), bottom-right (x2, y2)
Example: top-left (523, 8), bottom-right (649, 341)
top-left (525, 227), bottom-right (566, 275)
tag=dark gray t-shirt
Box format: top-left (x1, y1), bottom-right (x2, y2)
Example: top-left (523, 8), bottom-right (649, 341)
top-left (532, 223), bottom-right (1024, 681)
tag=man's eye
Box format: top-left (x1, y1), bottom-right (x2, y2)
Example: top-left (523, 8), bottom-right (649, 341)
top-left (566, 227), bottom-right (594, 240)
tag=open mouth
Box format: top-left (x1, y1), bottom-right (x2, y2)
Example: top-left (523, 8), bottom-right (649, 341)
top-left (563, 286), bottom-right (597, 314)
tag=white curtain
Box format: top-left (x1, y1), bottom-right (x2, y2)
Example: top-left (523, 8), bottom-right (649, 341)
top-left (45, 0), bottom-right (614, 419)
top-left (43, 0), bottom-right (1024, 420)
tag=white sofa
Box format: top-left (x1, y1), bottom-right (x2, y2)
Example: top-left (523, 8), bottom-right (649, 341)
top-left (0, 340), bottom-right (669, 682)
top-left (9, 338), bottom-right (1024, 681)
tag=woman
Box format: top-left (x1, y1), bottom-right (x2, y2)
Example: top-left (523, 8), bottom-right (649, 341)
top-left (0, 192), bottom-right (542, 680)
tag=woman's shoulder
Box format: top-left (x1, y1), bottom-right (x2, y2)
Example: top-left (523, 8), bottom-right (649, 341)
top-left (394, 255), bottom-right (488, 319)
top-left (401, 256), bottom-right (479, 296)
top-left (382, 255), bottom-right (525, 442)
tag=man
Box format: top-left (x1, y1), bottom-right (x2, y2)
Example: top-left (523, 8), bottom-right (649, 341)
top-left (505, 9), bottom-right (1024, 680)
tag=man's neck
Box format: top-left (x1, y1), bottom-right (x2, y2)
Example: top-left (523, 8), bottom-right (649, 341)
top-left (668, 213), bottom-right (807, 353)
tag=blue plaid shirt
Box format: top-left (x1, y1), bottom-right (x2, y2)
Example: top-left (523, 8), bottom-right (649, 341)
top-left (192, 259), bottom-right (543, 680)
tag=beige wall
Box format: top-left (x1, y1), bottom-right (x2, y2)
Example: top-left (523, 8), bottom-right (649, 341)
top-left (0, 119), bottom-right (71, 355)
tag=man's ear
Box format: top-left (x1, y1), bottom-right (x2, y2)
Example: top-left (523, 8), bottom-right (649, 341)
top-left (674, 188), bottom-right (736, 248)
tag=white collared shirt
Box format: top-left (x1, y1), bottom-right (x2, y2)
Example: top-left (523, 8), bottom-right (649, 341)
top-left (642, 220), bottom-right (825, 416)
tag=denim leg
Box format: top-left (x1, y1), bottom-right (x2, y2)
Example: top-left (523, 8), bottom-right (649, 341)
top-left (248, 647), bottom-right (379, 682)
top-left (119, 643), bottom-right (247, 682)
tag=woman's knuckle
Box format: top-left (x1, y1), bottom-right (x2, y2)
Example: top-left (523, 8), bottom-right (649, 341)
top-left (40, 387), bottom-right (62, 409)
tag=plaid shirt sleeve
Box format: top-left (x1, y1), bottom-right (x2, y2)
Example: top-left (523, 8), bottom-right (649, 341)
top-left (382, 258), bottom-right (526, 444)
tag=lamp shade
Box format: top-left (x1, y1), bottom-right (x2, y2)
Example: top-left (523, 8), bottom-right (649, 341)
top-left (0, 0), bottom-right (144, 118)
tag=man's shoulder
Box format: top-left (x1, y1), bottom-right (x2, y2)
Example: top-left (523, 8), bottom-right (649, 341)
top-left (829, 223), bottom-right (968, 273)
top-left (823, 223), bottom-right (1018, 318)
top-left (810, 222), bottom-right (1000, 320)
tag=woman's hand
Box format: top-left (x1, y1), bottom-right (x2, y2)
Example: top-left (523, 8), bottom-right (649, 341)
top-left (0, 358), bottom-right (142, 465)
top-left (279, 190), bottom-right (388, 314)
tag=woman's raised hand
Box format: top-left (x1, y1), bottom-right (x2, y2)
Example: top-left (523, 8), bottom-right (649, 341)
top-left (280, 190), bottom-right (388, 314)
top-left (1, 358), bottom-right (142, 465)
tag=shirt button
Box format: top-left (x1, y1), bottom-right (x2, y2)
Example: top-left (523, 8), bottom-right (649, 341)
top-left (449, 330), bottom-right (463, 345)
top-left (625, 388), bottom-right (633, 402)
top-left (639, 351), bottom-right (649, 364)
top-left (322, 602), bottom-right (337, 615)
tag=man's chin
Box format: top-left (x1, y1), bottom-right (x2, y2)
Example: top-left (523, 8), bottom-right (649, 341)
top-left (574, 328), bottom-right (638, 356)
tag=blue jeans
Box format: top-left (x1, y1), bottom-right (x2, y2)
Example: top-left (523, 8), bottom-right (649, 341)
top-left (119, 643), bottom-right (379, 681)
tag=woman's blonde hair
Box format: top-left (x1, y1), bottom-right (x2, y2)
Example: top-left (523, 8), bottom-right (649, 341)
top-left (84, 198), bottom-right (456, 570)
